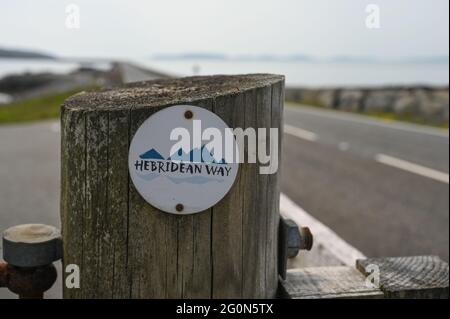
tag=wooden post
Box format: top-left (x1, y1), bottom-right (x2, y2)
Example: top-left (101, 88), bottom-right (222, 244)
top-left (61, 74), bottom-right (285, 298)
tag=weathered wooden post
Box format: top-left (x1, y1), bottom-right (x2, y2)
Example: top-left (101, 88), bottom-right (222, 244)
top-left (61, 74), bottom-right (284, 298)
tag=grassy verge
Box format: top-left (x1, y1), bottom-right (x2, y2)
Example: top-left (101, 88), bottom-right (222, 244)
top-left (365, 111), bottom-right (449, 129)
top-left (0, 88), bottom-right (90, 124)
top-left (289, 101), bottom-right (449, 130)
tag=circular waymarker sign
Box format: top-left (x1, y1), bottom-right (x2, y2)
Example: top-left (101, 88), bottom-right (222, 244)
top-left (129, 105), bottom-right (239, 214)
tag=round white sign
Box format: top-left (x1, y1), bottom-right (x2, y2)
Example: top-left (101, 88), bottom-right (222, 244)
top-left (129, 105), bottom-right (239, 214)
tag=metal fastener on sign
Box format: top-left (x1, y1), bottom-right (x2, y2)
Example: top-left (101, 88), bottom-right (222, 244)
top-left (184, 110), bottom-right (193, 119)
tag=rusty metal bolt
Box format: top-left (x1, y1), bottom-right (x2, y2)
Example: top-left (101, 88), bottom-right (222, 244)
top-left (1, 224), bottom-right (62, 299)
top-left (3, 224), bottom-right (62, 268)
top-left (282, 219), bottom-right (314, 258)
top-left (0, 261), bottom-right (7, 288)
top-left (6, 264), bottom-right (57, 299)
top-left (278, 217), bottom-right (314, 280)
top-left (176, 203), bottom-right (184, 212)
top-left (299, 226), bottom-right (313, 251)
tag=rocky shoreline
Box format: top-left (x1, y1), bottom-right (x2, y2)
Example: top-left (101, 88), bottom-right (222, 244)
top-left (285, 86), bottom-right (449, 126)
top-left (0, 66), bottom-right (116, 104)
top-left (2, 67), bottom-right (449, 127)
top-left (0, 62), bottom-right (165, 105)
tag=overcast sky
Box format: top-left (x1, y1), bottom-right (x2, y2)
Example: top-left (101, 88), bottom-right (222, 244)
top-left (1, 0), bottom-right (449, 59)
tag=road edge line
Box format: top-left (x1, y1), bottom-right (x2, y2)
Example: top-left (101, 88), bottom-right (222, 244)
top-left (280, 192), bottom-right (366, 267)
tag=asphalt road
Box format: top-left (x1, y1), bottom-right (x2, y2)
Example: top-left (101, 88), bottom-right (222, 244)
top-left (117, 62), bottom-right (171, 83)
top-left (282, 104), bottom-right (449, 261)
top-left (0, 121), bottom-right (61, 299)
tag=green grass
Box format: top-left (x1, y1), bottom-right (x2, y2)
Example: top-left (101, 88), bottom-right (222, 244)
top-left (363, 111), bottom-right (448, 130)
top-left (0, 88), bottom-right (89, 124)
top-left (364, 111), bottom-right (443, 127)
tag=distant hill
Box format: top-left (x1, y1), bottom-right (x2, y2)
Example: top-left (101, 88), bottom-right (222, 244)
top-left (151, 52), bottom-right (449, 64)
top-left (0, 47), bottom-right (55, 59)
top-left (152, 52), bottom-right (313, 62)
top-left (152, 53), bottom-right (227, 60)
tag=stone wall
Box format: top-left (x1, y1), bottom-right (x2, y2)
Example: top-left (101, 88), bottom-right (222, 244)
top-left (285, 86), bottom-right (449, 125)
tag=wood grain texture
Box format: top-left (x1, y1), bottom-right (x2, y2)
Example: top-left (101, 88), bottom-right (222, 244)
top-left (241, 88), bottom-right (261, 298)
top-left (107, 110), bottom-right (131, 298)
top-left (280, 267), bottom-right (383, 299)
top-left (212, 93), bottom-right (244, 298)
top-left (266, 81), bottom-right (284, 296)
top-left (357, 256), bottom-right (449, 299)
top-left (61, 74), bottom-right (284, 298)
top-left (61, 108), bottom-right (85, 299)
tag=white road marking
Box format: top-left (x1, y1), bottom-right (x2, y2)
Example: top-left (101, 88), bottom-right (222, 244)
top-left (284, 124), bottom-right (318, 142)
top-left (286, 104), bottom-right (449, 139)
top-left (280, 193), bottom-right (366, 267)
top-left (375, 153), bottom-right (449, 184)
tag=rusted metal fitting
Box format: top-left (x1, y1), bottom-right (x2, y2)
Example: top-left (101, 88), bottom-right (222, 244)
top-left (0, 262), bottom-right (57, 299)
top-left (0, 261), bottom-right (7, 288)
top-left (278, 217), bottom-right (314, 279)
top-left (1, 224), bottom-right (62, 299)
top-left (298, 226), bottom-right (313, 251)
top-left (176, 203), bottom-right (184, 212)
top-left (184, 110), bottom-right (194, 119)
top-left (3, 224), bottom-right (62, 267)
top-left (282, 218), bottom-right (313, 258)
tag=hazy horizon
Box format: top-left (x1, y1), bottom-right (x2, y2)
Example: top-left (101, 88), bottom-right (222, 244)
top-left (1, 0), bottom-right (448, 60)
top-left (2, 46), bottom-right (450, 64)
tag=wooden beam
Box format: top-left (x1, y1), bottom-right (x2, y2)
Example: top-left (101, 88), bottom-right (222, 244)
top-left (357, 256), bottom-right (449, 299)
top-left (279, 266), bottom-right (383, 299)
top-left (280, 256), bottom-right (449, 299)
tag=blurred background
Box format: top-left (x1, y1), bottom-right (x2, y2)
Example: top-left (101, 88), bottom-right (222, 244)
top-left (0, 0), bottom-right (448, 298)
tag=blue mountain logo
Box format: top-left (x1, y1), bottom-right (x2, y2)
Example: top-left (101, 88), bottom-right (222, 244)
top-left (168, 145), bottom-right (227, 164)
top-left (139, 146), bottom-right (228, 164)
top-left (139, 148), bottom-right (165, 160)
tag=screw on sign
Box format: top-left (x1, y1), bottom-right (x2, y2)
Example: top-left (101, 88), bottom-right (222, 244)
top-left (184, 110), bottom-right (193, 119)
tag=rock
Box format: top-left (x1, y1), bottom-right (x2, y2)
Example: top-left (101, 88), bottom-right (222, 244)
top-left (364, 90), bottom-right (398, 113)
top-left (432, 90), bottom-right (449, 122)
top-left (416, 89), bottom-right (449, 122)
top-left (317, 89), bottom-right (337, 108)
top-left (300, 89), bottom-right (321, 105)
top-left (284, 86), bottom-right (448, 125)
top-left (337, 89), bottom-right (364, 112)
top-left (415, 89), bottom-right (448, 119)
top-left (0, 73), bottom-right (56, 94)
top-left (284, 88), bottom-right (302, 103)
top-left (393, 90), bottom-right (418, 115)
top-left (438, 90), bottom-right (450, 122)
